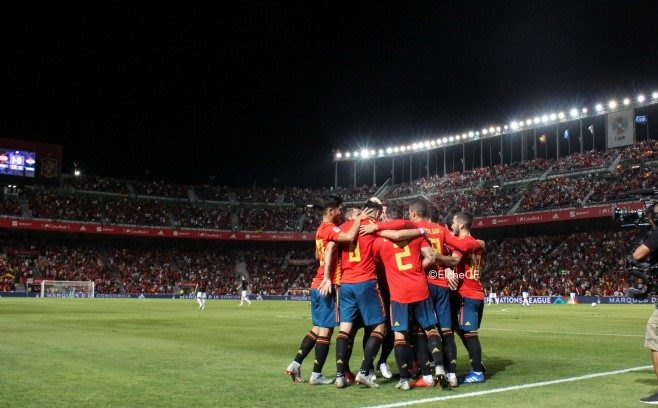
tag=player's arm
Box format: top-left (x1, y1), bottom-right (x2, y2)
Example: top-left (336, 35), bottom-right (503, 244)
top-left (359, 219), bottom-right (415, 235)
top-left (444, 232), bottom-right (485, 250)
top-left (319, 241), bottom-right (335, 297)
top-left (435, 252), bottom-right (460, 267)
top-left (377, 226), bottom-right (426, 241)
top-left (336, 208), bottom-right (372, 242)
top-left (420, 244), bottom-right (436, 269)
top-left (446, 267), bottom-right (459, 290)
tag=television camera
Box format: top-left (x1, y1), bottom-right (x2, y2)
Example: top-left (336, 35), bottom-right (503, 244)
top-left (613, 189), bottom-right (658, 229)
top-left (615, 189), bottom-right (658, 298)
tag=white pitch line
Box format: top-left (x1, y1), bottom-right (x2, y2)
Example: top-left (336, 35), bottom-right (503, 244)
top-left (484, 327), bottom-right (643, 337)
top-left (360, 365), bottom-right (652, 408)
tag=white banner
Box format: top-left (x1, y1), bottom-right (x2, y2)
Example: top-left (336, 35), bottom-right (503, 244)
top-left (606, 109), bottom-right (634, 148)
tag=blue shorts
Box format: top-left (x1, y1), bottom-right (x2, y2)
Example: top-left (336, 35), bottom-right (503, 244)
top-left (428, 283), bottom-right (452, 329)
top-left (456, 296), bottom-right (484, 332)
top-left (390, 297), bottom-right (437, 332)
top-left (339, 280), bottom-right (386, 327)
top-left (310, 288), bottom-right (338, 328)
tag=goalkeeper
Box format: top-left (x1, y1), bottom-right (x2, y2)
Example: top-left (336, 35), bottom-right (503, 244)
top-left (634, 202), bottom-right (658, 404)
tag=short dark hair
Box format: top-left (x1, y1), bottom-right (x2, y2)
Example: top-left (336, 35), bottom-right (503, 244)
top-left (409, 198), bottom-right (429, 218)
top-left (314, 195), bottom-right (343, 212)
top-left (428, 206), bottom-right (441, 223)
top-left (453, 211), bottom-right (474, 229)
top-left (385, 204), bottom-right (404, 220)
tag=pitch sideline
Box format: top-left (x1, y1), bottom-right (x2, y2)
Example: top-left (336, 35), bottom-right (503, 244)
top-left (360, 365), bottom-right (652, 408)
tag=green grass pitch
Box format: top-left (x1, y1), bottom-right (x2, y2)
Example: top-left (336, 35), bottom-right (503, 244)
top-left (0, 298), bottom-right (654, 408)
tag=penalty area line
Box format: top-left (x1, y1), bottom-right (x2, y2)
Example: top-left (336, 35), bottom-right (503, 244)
top-left (360, 365), bottom-right (652, 408)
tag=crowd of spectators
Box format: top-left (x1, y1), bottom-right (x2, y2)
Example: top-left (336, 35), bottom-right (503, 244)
top-left (0, 227), bottom-right (645, 298)
top-left (3, 140), bottom-right (655, 232)
top-left (2, 140), bottom-right (658, 297)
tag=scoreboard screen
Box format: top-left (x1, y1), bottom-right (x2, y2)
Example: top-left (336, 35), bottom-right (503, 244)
top-left (0, 149), bottom-right (36, 178)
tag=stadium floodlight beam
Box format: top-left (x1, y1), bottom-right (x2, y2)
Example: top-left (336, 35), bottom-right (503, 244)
top-left (331, 87), bottom-right (658, 167)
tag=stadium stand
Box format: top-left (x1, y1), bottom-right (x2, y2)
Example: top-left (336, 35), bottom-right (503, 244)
top-left (1, 140), bottom-right (657, 297)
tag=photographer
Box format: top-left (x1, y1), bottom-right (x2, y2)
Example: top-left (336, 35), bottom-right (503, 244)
top-left (633, 201), bottom-right (658, 404)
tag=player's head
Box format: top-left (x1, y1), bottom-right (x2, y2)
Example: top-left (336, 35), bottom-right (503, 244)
top-left (368, 197), bottom-right (390, 221)
top-left (316, 194), bottom-right (344, 222)
top-left (450, 211), bottom-right (474, 235)
top-left (343, 206), bottom-right (361, 221)
top-left (384, 203), bottom-right (404, 221)
top-left (408, 198), bottom-right (429, 221)
top-left (428, 206), bottom-right (441, 224)
top-left (363, 198), bottom-right (383, 219)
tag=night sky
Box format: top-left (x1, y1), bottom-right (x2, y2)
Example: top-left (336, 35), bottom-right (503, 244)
top-left (1, 2), bottom-right (657, 189)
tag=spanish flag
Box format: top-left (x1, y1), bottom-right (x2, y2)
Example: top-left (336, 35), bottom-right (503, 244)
top-left (539, 134), bottom-right (547, 144)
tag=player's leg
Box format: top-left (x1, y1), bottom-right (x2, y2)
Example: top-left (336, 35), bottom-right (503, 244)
top-left (459, 297), bottom-right (485, 384)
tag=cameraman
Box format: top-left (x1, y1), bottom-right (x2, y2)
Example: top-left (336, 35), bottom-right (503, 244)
top-left (634, 201), bottom-right (658, 404)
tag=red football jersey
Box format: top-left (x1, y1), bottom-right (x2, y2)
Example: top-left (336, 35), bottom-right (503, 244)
top-left (372, 235), bottom-right (430, 303)
top-left (312, 221), bottom-right (343, 289)
top-left (339, 219), bottom-right (378, 284)
top-left (449, 235), bottom-right (485, 300)
top-left (415, 219), bottom-right (451, 288)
